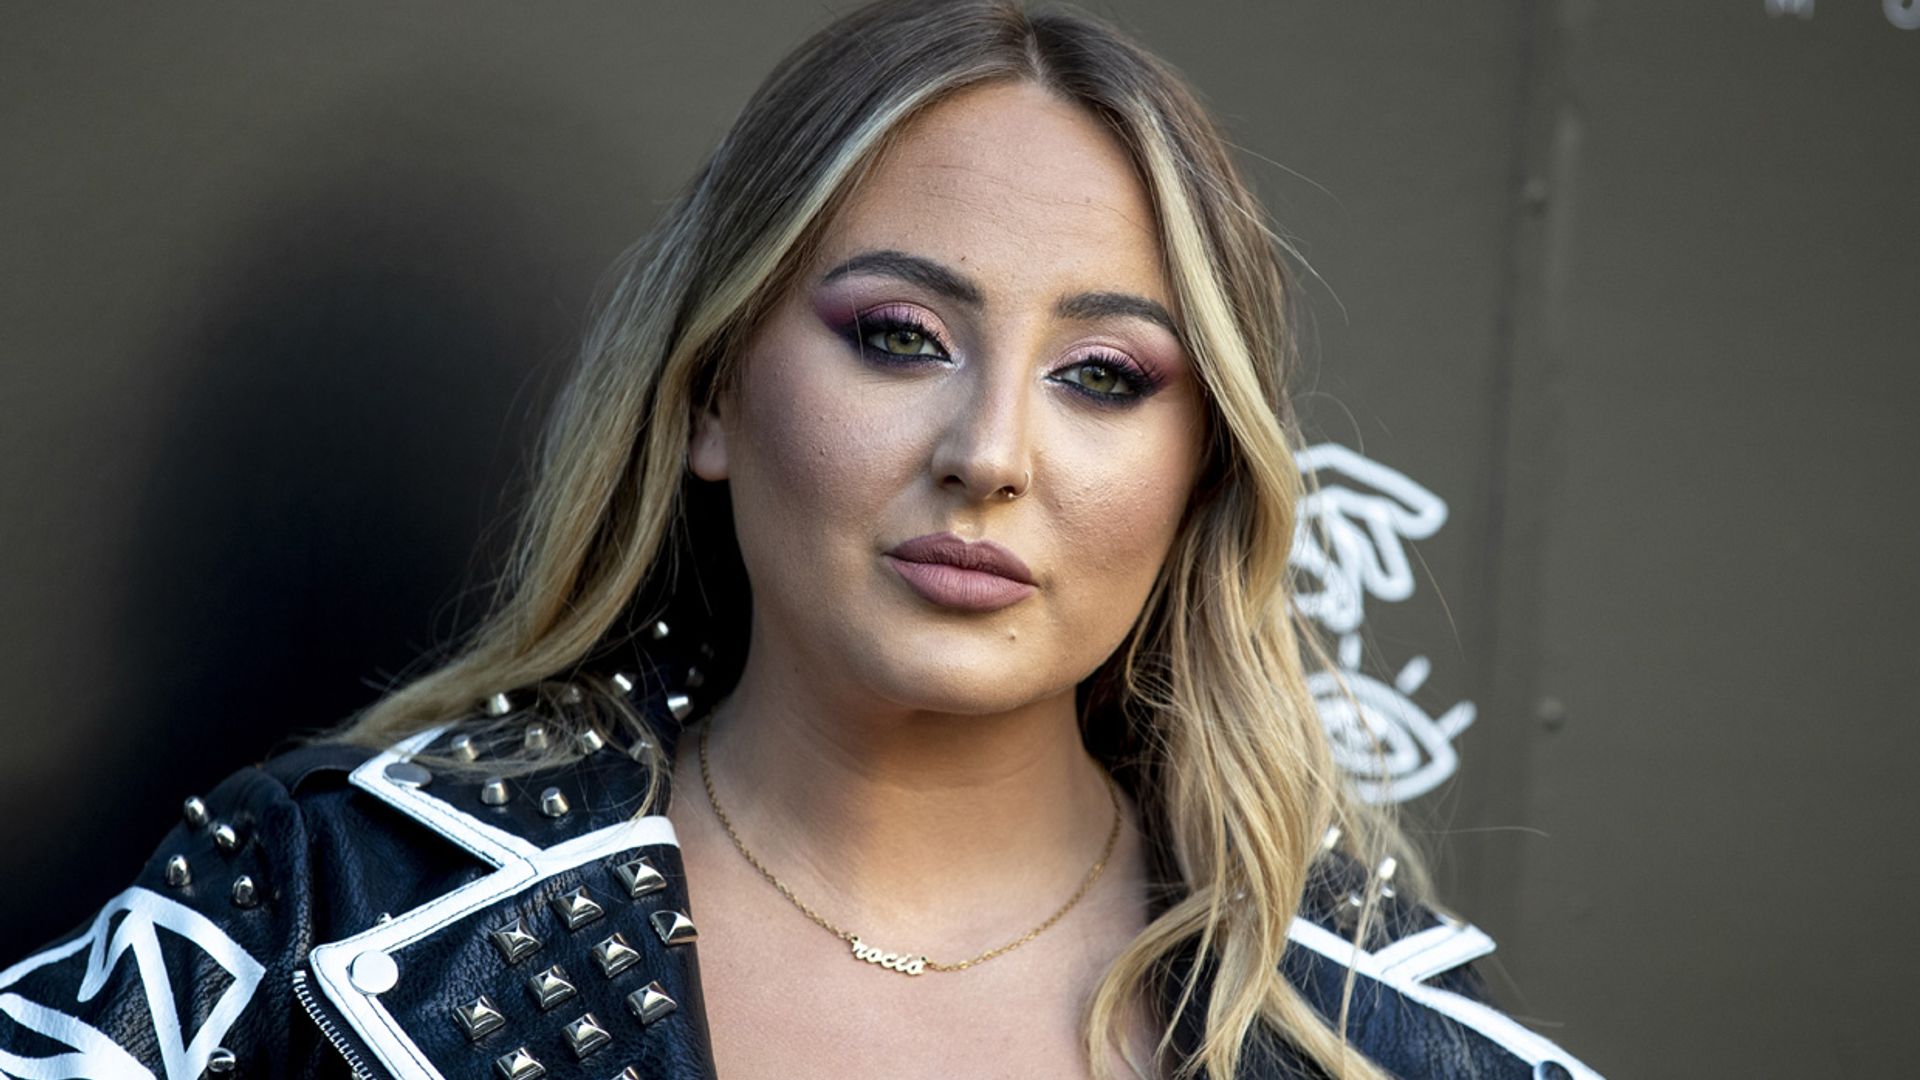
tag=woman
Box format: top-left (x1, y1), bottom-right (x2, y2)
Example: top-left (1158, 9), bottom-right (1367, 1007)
top-left (0, 1), bottom-right (1601, 1077)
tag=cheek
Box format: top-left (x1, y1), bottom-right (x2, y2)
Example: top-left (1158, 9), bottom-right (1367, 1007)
top-left (1045, 412), bottom-right (1200, 615)
top-left (727, 338), bottom-right (916, 552)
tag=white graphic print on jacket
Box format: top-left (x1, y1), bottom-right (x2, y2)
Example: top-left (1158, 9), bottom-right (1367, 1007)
top-left (0, 886), bottom-right (265, 1080)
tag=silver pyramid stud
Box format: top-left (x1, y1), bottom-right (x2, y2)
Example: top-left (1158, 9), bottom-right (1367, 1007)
top-left (230, 876), bottom-right (258, 908)
top-left (562, 1012), bottom-right (612, 1060)
top-left (480, 777), bottom-right (510, 806)
top-left (625, 980), bottom-right (677, 1026)
top-left (610, 672), bottom-right (635, 695)
top-left (612, 855), bottom-right (666, 899)
top-left (550, 886), bottom-right (604, 930)
top-left (559, 683), bottom-right (585, 705)
top-left (590, 933), bottom-right (639, 978)
top-left (1375, 856), bottom-right (1399, 900)
top-left (450, 733), bottom-right (480, 762)
top-left (650, 910), bottom-right (697, 947)
top-left (577, 729), bottom-right (606, 754)
top-left (627, 738), bottom-right (655, 763)
top-left (666, 694), bottom-right (692, 721)
top-left (489, 916), bottom-right (543, 964)
top-left (182, 796), bottom-right (209, 828)
top-left (524, 724), bottom-right (550, 751)
top-left (613, 1069), bottom-right (642, 1080)
top-left (651, 620), bottom-right (670, 639)
top-left (526, 964), bottom-right (576, 1011)
top-left (454, 994), bottom-right (506, 1040)
top-left (486, 692), bottom-right (514, 717)
top-left (540, 788), bottom-right (571, 818)
top-left (211, 823), bottom-right (239, 852)
top-left (204, 1046), bottom-right (236, 1074)
top-left (384, 761), bottom-right (432, 788)
top-left (1320, 825), bottom-right (1343, 852)
top-left (684, 666), bottom-right (706, 689)
top-left (164, 855), bottom-right (191, 887)
top-left (493, 1046), bottom-right (546, 1080)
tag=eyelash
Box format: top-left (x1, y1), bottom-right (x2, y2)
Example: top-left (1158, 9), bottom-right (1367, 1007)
top-left (841, 309), bottom-right (1162, 404)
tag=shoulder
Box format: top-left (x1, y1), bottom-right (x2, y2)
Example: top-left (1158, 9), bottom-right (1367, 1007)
top-left (1268, 852), bottom-right (1605, 1080)
top-left (0, 743), bottom-right (367, 1080)
top-left (0, 665), bottom-right (715, 1080)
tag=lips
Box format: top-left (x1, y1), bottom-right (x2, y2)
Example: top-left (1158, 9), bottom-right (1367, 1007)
top-left (884, 532), bottom-right (1037, 612)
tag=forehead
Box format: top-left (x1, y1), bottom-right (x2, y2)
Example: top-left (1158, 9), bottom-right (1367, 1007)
top-left (819, 80), bottom-right (1170, 309)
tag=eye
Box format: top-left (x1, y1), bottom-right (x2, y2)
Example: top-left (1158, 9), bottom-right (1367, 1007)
top-left (1051, 353), bottom-right (1156, 402)
top-left (867, 323), bottom-right (945, 358)
top-left (846, 308), bottom-right (951, 362)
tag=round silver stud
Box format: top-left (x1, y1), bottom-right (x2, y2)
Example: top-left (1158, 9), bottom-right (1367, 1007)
top-left (486, 692), bottom-right (513, 717)
top-left (540, 787), bottom-right (571, 818)
top-left (384, 761), bottom-right (432, 788)
top-left (182, 797), bottom-right (209, 828)
top-left (211, 823), bottom-right (239, 852)
top-left (204, 1047), bottom-right (236, 1074)
top-left (164, 855), bottom-right (191, 888)
top-left (559, 683), bottom-right (585, 705)
top-left (231, 876), bottom-right (258, 908)
top-left (349, 949), bottom-right (399, 994)
top-left (480, 778), bottom-right (509, 806)
top-left (524, 724), bottom-right (550, 752)
top-left (651, 620), bottom-right (670, 640)
top-left (610, 672), bottom-right (635, 695)
top-left (685, 666), bottom-right (706, 689)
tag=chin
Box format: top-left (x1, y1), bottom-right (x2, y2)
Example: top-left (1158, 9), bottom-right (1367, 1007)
top-left (842, 619), bottom-right (1094, 717)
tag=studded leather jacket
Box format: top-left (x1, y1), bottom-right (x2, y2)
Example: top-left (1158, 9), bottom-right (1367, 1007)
top-left (0, 663), bottom-right (1604, 1080)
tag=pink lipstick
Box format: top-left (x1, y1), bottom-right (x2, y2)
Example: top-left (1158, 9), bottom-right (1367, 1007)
top-left (884, 532), bottom-right (1037, 613)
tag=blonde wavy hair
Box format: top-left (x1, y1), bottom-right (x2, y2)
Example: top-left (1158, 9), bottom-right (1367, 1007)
top-left (343, 1), bottom-right (1424, 1077)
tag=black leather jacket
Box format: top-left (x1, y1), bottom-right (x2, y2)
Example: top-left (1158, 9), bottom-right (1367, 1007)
top-left (0, 666), bottom-right (1603, 1080)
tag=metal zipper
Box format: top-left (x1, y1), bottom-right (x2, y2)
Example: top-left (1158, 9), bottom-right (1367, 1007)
top-left (292, 968), bottom-right (378, 1080)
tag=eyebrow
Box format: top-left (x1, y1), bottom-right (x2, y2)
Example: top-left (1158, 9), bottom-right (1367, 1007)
top-left (819, 249), bottom-right (1182, 340)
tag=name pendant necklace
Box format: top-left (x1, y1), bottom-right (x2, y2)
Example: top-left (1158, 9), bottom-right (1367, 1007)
top-left (697, 724), bottom-right (1123, 976)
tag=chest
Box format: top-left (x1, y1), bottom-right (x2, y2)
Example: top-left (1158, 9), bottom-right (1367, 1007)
top-left (681, 842), bottom-right (1154, 1079)
top-left (694, 923), bottom-right (1143, 1080)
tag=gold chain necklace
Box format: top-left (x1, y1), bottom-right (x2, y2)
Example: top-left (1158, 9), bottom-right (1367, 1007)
top-left (697, 724), bottom-right (1123, 976)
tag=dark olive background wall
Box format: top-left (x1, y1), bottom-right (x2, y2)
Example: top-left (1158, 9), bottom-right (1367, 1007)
top-left (3, 3), bottom-right (1914, 1076)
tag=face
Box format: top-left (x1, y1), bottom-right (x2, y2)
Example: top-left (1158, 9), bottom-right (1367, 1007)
top-left (690, 80), bottom-right (1207, 715)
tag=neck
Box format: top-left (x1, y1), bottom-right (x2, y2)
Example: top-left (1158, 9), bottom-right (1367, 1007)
top-left (678, 646), bottom-right (1131, 957)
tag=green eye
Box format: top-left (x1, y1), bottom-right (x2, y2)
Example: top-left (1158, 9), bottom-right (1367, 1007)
top-left (866, 326), bottom-right (942, 356)
top-left (1063, 362), bottom-right (1132, 397)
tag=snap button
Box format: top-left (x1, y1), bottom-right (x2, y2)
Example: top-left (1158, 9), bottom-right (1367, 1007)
top-left (349, 950), bottom-right (399, 994)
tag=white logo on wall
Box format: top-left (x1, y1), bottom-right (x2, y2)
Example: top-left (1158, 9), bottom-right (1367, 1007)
top-left (1291, 444), bottom-right (1476, 804)
top-left (1765, 0), bottom-right (1920, 29)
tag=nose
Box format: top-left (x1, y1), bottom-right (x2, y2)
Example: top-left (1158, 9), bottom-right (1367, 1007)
top-left (929, 364), bottom-right (1033, 503)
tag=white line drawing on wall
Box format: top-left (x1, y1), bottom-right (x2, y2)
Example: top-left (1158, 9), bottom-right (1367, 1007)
top-left (1292, 443), bottom-right (1476, 804)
